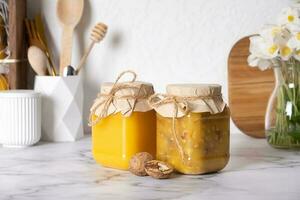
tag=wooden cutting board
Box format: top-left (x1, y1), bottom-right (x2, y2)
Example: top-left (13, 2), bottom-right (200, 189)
top-left (228, 36), bottom-right (275, 138)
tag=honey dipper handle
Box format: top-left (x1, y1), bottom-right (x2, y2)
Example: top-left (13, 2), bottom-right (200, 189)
top-left (75, 41), bottom-right (95, 74)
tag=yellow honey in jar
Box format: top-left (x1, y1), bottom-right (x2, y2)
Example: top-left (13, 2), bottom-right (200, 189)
top-left (150, 84), bottom-right (230, 174)
top-left (90, 71), bottom-right (156, 170)
top-left (0, 16), bottom-right (8, 91)
top-left (0, 75), bottom-right (8, 90)
top-left (92, 111), bottom-right (156, 170)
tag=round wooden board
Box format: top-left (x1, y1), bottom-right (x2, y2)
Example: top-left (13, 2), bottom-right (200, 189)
top-left (228, 36), bottom-right (275, 138)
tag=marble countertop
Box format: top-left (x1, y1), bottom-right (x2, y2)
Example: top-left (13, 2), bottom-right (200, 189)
top-left (0, 134), bottom-right (299, 200)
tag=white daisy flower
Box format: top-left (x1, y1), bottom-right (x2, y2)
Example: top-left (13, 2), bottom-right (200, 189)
top-left (279, 45), bottom-right (293, 60)
top-left (248, 36), bottom-right (279, 70)
top-left (278, 7), bottom-right (300, 31)
top-left (278, 7), bottom-right (300, 25)
top-left (287, 32), bottom-right (300, 49)
top-left (249, 36), bottom-right (279, 59)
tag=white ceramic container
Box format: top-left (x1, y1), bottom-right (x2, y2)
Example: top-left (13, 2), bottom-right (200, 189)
top-left (34, 76), bottom-right (83, 142)
top-left (0, 90), bottom-right (41, 147)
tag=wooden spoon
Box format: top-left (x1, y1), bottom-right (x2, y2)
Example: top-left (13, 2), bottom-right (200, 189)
top-left (28, 46), bottom-right (49, 76)
top-left (57, 0), bottom-right (84, 75)
top-left (75, 23), bottom-right (108, 74)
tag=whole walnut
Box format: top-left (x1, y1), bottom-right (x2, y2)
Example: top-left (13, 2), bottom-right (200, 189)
top-left (129, 152), bottom-right (153, 176)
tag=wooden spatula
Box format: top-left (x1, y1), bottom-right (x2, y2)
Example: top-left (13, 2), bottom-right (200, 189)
top-left (228, 36), bottom-right (275, 138)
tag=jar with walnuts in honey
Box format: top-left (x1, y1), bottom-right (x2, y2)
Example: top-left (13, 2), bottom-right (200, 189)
top-left (149, 84), bottom-right (230, 175)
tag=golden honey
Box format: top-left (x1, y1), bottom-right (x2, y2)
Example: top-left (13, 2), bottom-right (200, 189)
top-left (92, 111), bottom-right (156, 170)
top-left (90, 72), bottom-right (156, 170)
top-left (0, 75), bottom-right (8, 90)
top-left (0, 15), bottom-right (8, 91)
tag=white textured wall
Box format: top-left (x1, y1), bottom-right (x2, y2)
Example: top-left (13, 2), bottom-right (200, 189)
top-left (28, 0), bottom-right (290, 133)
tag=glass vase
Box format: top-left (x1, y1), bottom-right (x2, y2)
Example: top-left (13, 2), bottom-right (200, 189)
top-left (265, 59), bottom-right (300, 148)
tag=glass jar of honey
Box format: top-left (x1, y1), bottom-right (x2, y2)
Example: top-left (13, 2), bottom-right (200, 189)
top-left (89, 71), bottom-right (156, 170)
top-left (149, 84), bottom-right (230, 174)
top-left (0, 15), bottom-right (9, 91)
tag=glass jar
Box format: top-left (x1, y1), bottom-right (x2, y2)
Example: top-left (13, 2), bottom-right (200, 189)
top-left (92, 111), bottom-right (156, 170)
top-left (0, 72), bottom-right (8, 90)
top-left (150, 84), bottom-right (230, 174)
top-left (0, 62), bottom-right (9, 90)
top-left (265, 60), bottom-right (300, 148)
top-left (90, 71), bottom-right (156, 170)
top-left (0, 14), bottom-right (9, 90)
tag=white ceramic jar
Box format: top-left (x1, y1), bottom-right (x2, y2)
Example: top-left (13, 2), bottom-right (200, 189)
top-left (0, 90), bottom-right (41, 147)
top-left (34, 76), bottom-right (83, 142)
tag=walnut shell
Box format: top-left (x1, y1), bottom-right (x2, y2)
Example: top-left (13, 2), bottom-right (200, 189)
top-left (129, 152), bottom-right (153, 176)
top-left (145, 160), bottom-right (173, 179)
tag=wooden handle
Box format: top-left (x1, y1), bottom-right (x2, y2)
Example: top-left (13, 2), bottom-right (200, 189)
top-left (8, 0), bottom-right (27, 89)
top-left (75, 22), bottom-right (108, 74)
top-left (45, 51), bottom-right (56, 76)
top-left (34, 16), bottom-right (57, 76)
top-left (76, 41), bottom-right (95, 73)
top-left (59, 26), bottom-right (73, 75)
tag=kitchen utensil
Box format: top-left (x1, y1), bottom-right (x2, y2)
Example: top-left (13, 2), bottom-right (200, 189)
top-left (34, 14), bottom-right (57, 76)
top-left (7, 0), bottom-right (27, 89)
top-left (57, 0), bottom-right (84, 75)
top-left (28, 46), bottom-right (49, 76)
top-left (25, 18), bottom-right (57, 76)
top-left (228, 36), bottom-right (275, 138)
top-left (63, 65), bottom-right (76, 76)
top-left (75, 22), bottom-right (108, 74)
top-left (0, 90), bottom-right (41, 147)
top-left (34, 14), bottom-right (49, 50)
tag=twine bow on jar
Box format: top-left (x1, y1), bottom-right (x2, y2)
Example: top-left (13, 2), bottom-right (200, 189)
top-left (148, 94), bottom-right (190, 117)
top-left (148, 94), bottom-right (190, 162)
top-left (89, 70), bottom-right (152, 126)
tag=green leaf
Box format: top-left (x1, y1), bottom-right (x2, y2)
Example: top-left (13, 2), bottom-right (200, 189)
top-left (290, 115), bottom-right (300, 123)
top-left (287, 130), bottom-right (300, 141)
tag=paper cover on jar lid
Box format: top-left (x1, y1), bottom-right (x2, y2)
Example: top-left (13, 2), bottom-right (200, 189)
top-left (149, 84), bottom-right (226, 118)
top-left (89, 70), bottom-right (156, 126)
top-left (91, 81), bottom-right (154, 117)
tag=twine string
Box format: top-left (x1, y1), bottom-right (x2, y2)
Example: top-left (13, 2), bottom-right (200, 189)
top-left (148, 93), bottom-right (221, 163)
top-left (89, 70), bottom-right (145, 126)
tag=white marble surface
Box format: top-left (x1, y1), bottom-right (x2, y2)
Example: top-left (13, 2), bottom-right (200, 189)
top-left (0, 134), bottom-right (299, 200)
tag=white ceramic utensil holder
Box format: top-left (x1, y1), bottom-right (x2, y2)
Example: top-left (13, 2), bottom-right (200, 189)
top-left (34, 76), bottom-right (83, 142)
top-left (0, 90), bottom-right (41, 147)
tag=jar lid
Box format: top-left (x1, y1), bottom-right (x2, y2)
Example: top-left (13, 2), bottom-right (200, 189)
top-left (89, 71), bottom-right (155, 126)
top-left (149, 83), bottom-right (226, 118)
top-left (0, 90), bottom-right (41, 98)
top-left (101, 81), bottom-right (154, 97)
top-left (167, 84), bottom-right (222, 97)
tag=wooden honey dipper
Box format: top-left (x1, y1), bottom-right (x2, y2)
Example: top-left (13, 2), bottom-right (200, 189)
top-left (75, 22), bottom-right (108, 74)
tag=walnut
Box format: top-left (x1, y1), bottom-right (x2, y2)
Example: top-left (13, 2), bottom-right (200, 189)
top-left (129, 152), bottom-right (153, 176)
top-left (145, 160), bottom-right (173, 179)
